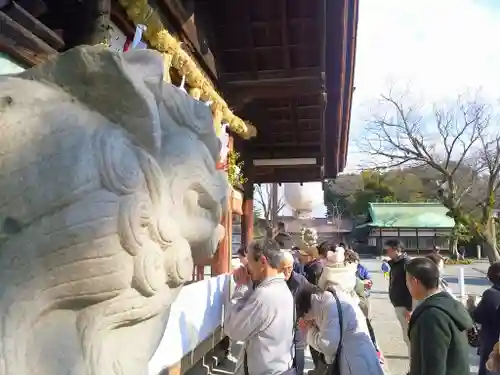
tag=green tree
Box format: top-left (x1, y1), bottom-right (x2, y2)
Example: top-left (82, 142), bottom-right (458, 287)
top-left (324, 171), bottom-right (398, 217)
top-left (384, 171), bottom-right (426, 202)
top-left (348, 171), bottom-right (396, 216)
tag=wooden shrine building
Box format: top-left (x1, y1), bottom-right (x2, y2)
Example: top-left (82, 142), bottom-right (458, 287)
top-left (1, 0), bottom-right (358, 372)
top-left (1, 0), bottom-right (358, 270)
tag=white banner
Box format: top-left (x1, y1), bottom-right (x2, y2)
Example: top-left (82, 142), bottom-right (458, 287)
top-left (148, 274), bottom-right (230, 373)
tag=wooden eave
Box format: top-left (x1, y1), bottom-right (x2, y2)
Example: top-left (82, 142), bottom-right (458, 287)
top-left (126, 0), bottom-right (359, 181)
top-left (323, 0), bottom-right (359, 178)
top-left (188, 0), bottom-right (358, 183)
top-left (1, 0), bottom-right (358, 184)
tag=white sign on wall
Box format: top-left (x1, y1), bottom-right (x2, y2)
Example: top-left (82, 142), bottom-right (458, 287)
top-left (148, 274), bottom-right (230, 374)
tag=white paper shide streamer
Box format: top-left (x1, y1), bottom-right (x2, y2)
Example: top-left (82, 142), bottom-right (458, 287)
top-left (131, 24), bottom-right (147, 49)
top-left (218, 123), bottom-right (230, 167)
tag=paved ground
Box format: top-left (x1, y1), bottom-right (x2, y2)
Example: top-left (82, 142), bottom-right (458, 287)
top-left (303, 258), bottom-right (490, 375)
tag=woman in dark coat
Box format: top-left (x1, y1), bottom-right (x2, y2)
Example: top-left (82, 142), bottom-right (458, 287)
top-left (473, 262), bottom-right (500, 375)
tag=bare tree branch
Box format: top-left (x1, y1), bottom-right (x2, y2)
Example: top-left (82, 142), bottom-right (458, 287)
top-left (329, 203), bottom-right (345, 231)
top-left (254, 184), bottom-right (287, 222)
top-left (277, 198), bottom-right (286, 216)
top-left (358, 89), bottom-right (500, 262)
top-left (254, 184), bottom-right (270, 221)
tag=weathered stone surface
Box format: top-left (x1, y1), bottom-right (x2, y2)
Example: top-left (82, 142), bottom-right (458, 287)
top-left (0, 46), bottom-right (228, 375)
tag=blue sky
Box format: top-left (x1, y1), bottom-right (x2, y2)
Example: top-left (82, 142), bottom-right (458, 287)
top-left (346, 0), bottom-right (500, 171)
top-left (260, 0), bottom-right (500, 218)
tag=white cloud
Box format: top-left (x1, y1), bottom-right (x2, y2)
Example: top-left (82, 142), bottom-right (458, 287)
top-left (345, 0), bottom-right (500, 171)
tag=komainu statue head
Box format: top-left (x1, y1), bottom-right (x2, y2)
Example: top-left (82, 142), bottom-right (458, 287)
top-left (0, 46), bottom-right (228, 375)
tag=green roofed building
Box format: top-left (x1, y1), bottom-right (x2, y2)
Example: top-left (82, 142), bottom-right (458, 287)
top-left (357, 202), bottom-right (455, 253)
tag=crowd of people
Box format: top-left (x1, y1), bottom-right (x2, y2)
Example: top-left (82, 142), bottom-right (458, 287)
top-left (222, 224), bottom-right (500, 375)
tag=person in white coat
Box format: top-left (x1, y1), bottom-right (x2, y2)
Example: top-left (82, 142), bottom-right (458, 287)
top-left (296, 283), bottom-right (385, 375)
top-left (296, 247), bottom-right (384, 375)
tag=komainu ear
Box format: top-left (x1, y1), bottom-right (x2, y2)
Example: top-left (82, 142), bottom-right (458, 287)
top-left (17, 46), bottom-right (164, 156)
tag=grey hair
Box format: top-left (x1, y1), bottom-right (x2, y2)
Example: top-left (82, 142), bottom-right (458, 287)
top-left (281, 251), bottom-right (295, 266)
top-left (249, 239), bottom-right (284, 269)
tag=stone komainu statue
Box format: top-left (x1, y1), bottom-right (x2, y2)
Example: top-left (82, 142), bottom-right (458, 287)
top-left (0, 46), bottom-right (228, 375)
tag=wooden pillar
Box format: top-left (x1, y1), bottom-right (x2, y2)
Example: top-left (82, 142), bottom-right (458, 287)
top-left (211, 188), bottom-right (235, 275)
top-left (416, 228), bottom-right (419, 253)
top-left (270, 182), bottom-right (278, 229)
top-left (242, 180), bottom-right (254, 248)
top-left (196, 266), bottom-right (205, 280)
top-left (226, 200), bottom-right (233, 272)
top-left (211, 217), bottom-right (228, 275)
top-left (211, 137), bottom-right (234, 276)
top-left (378, 228), bottom-right (382, 252)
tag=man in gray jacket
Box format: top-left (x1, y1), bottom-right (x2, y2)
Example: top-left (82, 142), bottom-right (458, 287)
top-left (225, 240), bottom-right (295, 375)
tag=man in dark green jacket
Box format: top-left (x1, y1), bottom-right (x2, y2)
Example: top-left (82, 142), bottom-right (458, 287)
top-left (406, 257), bottom-right (473, 375)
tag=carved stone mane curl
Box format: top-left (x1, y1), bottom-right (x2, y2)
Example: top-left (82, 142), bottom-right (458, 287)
top-left (0, 46), bottom-right (228, 375)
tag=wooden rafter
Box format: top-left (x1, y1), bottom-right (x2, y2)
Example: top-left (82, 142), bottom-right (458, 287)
top-left (250, 146), bottom-right (322, 161)
top-left (264, 119), bottom-right (321, 126)
top-left (236, 18), bottom-right (316, 28)
top-left (252, 141), bottom-right (321, 149)
top-left (220, 67), bottom-right (322, 82)
top-left (2, 1), bottom-right (63, 49)
top-left (254, 166), bottom-right (322, 184)
top-left (221, 44), bottom-right (313, 53)
top-left (243, 0), bottom-right (258, 78)
top-left (0, 33), bottom-right (45, 66)
top-left (0, 10), bottom-right (56, 64)
top-left (225, 75), bottom-right (323, 100)
top-left (318, 0), bottom-right (327, 162)
top-left (280, 0), bottom-right (290, 73)
top-left (267, 104), bottom-right (321, 112)
top-left (158, 0), bottom-right (218, 79)
top-left (290, 98), bottom-right (298, 144)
